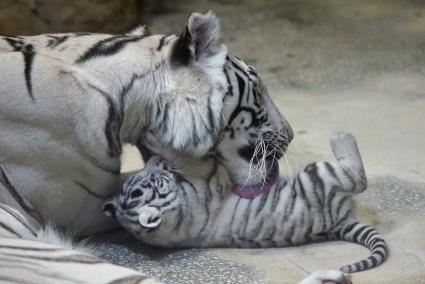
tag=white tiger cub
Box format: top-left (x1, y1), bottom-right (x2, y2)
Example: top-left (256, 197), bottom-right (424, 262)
top-left (0, 11), bottom-right (228, 235)
top-left (104, 131), bottom-right (387, 282)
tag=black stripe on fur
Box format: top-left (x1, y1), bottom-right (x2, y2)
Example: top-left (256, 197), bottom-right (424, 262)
top-left (76, 35), bottom-right (143, 64)
top-left (22, 45), bottom-right (35, 102)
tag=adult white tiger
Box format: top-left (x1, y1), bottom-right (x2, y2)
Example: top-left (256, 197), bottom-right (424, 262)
top-left (0, 11), bottom-right (231, 284)
top-left (0, 11), bottom-right (228, 235)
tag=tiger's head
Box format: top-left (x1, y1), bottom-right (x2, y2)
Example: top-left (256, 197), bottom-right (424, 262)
top-left (140, 54), bottom-right (293, 189)
top-left (103, 156), bottom-right (178, 234)
top-left (138, 14), bottom-right (292, 189)
top-left (211, 56), bottom-right (293, 187)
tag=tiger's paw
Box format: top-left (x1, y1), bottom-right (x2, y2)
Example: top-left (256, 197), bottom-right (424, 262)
top-left (330, 130), bottom-right (357, 154)
top-left (299, 270), bottom-right (352, 284)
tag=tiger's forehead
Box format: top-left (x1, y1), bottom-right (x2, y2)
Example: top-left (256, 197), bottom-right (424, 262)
top-left (226, 55), bottom-right (259, 81)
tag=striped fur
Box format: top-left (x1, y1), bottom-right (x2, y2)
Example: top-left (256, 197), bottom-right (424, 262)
top-left (0, 238), bottom-right (160, 284)
top-left (106, 52), bottom-right (386, 281)
top-left (107, 131), bottom-right (388, 275)
top-left (0, 11), bottom-right (228, 235)
top-left (0, 11), bottom-right (234, 284)
top-left (0, 176), bottom-right (162, 283)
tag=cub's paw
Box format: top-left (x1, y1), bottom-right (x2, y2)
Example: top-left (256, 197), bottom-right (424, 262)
top-left (299, 270), bottom-right (352, 284)
top-left (330, 130), bottom-right (357, 150)
top-left (330, 130), bottom-right (361, 161)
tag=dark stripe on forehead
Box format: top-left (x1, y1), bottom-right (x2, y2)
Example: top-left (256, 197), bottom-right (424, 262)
top-left (229, 58), bottom-right (250, 78)
top-left (226, 72), bottom-right (245, 127)
top-left (236, 72), bottom-right (246, 98)
top-left (228, 55), bottom-right (259, 82)
top-left (226, 71), bottom-right (261, 127)
top-left (223, 67), bottom-right (233, 97)
top-left (248, 67), bottom-right (258, 77)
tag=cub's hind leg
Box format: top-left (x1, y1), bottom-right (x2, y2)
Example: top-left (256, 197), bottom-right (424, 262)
top-left (327, 132), bottom-right (388, 272)
top-left (293, 131), bottom-right (366, 240)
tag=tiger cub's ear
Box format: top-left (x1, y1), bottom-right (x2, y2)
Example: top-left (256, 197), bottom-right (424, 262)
top-left (171, 10), bottom-right (227, 66)
top-left (102, 201), bottom-right (117, 219)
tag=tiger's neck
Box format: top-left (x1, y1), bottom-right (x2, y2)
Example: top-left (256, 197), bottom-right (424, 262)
top-left (74, 46), bottom-right (169, 148)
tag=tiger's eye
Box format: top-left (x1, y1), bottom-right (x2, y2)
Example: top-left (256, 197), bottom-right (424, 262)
top-left (130, 189), bottom-right (143, 199)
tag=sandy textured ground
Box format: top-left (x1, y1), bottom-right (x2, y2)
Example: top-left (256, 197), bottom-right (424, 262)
top-left (104, 1), bottom-right (425, 283)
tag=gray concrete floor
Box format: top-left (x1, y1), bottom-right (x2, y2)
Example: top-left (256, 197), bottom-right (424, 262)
top-left (98, 1), bottom-right (425, 283)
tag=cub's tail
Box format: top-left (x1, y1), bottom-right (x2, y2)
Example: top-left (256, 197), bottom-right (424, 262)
top-left (336, 221), bottom-right (388, 273)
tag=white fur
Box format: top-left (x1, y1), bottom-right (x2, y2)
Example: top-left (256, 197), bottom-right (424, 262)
top-left (34, 224), bottom-right (96, 255)
top-left (0, 12), bottom-right (228, 235)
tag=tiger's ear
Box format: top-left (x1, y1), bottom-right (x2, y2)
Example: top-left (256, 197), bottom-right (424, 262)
top-left (171, 10), bottom-right (227, 66)
top-left (102, 201), bottom-right (117, 219)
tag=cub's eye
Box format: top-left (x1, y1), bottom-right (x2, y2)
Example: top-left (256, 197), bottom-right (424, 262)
top-left (130, 189), bottom-right (143, 199)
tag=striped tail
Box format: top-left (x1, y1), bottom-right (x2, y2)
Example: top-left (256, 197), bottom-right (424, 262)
top-left (337, 221), bottom-right (388, 273)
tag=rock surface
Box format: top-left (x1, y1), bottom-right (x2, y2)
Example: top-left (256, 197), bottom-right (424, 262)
top-left (0, 0), bottom-right (140, 35)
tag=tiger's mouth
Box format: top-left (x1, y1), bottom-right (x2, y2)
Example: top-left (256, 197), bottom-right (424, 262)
top-left (232, 161), bottom-right (279, 199)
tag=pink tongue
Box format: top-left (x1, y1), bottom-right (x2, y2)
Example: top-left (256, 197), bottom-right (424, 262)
top-left (232, 185), bottom-right (270, 199)
top-left (232, 174), bottom-right (278, 199)
top-left (232, 163), bottom-right (279, 199)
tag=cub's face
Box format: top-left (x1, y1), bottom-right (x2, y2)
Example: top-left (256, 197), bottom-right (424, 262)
top-left (103, 156), bottom-right (177, 232)
top-left (212, 56), bottom-right (293, 186)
